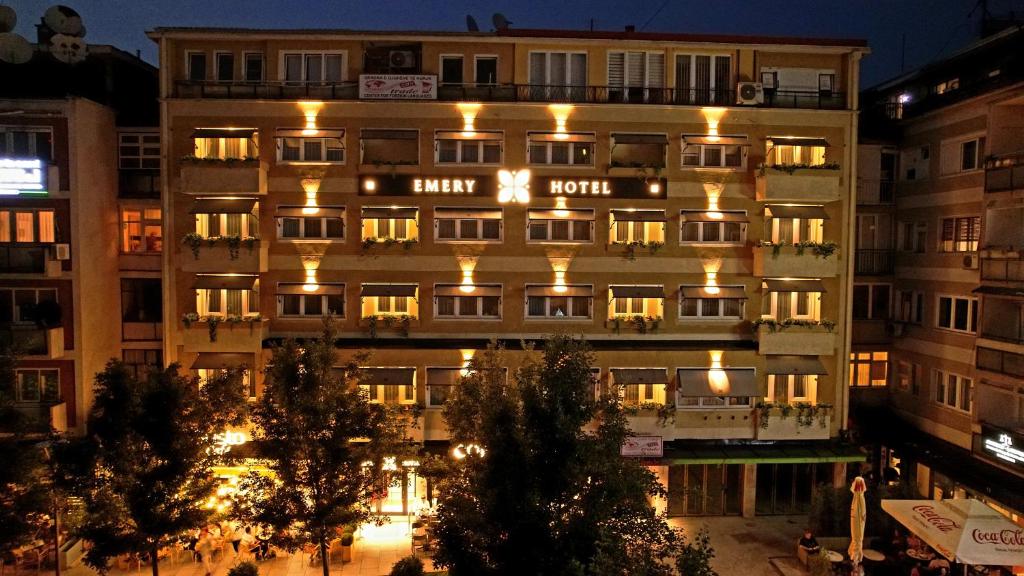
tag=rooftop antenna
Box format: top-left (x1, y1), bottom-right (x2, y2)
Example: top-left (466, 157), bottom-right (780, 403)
top-left (466, 15), bottom-right (479, 32)
top-left (492, 13), bottom-right (511, 32)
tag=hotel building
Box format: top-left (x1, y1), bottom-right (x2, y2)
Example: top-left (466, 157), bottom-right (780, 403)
top-left (855, 25), bottom-right (1024, 520)
top-left (150, 26), bottom-right (867, 516)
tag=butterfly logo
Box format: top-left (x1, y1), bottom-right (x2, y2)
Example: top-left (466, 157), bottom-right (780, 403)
top-left (497, 169), bottom-right (531, 204)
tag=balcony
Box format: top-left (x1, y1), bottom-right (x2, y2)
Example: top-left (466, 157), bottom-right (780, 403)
top-left (756, 406), bottom-right (832, 440)
top-left (855, 249), bottom-right (894, 275)
top-left (756, 167), bottom-right (842, 202)
top-left (0, 245), bottom-right (63, 275)
top-left (172, 80), bottom-right (848, 110)
top-left (985, 155), bottom-right (1024, 193)
top-left (756, 324), bottom-right (837, 356)
top-left (180, 237), bottom-right (266, 273)
top-left (753, 245), bottom-right (840, 278)
top-left (0, 325), bottom-right (64, 358)
top-left (181, 317), bottom-right (267, 353)
top-left (119, 169), bottom-right (160, 199)
top-left (122, 321), bottom-right (162, 342)
top-left (672, 409), bottom-right (755, 440)
top-left (976, 344), bottom-right (1024, 379)
top-left (625, 409), bottom-right (673, 436)
top-left (980, 250), bottom-right (1024, 283)
top-left (179, 159), bottom-right (266, 195)
top-left (422, 410), bottom-right (449, 442)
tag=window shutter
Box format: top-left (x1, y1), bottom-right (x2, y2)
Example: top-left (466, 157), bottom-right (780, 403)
top-left (941, 218), bottom-right (955, 242)
top-left (675, 55), bottom-right (691, 91)
top-left (626, 52), bottom-right (645, 87)
top-left (607, 52), bottom-right (624, 87)
top-left (529, 53), bottom-right (546, 85)
top-left (647, 53), bottom-right (665, 88)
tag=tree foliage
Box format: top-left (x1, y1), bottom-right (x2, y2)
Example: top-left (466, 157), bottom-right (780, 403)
top-left (55, 361), bottom-right (247, 576)
top-left (433, 336), bottom-right (715, 576)
top-left (234, 325), bottom-right (411, 576)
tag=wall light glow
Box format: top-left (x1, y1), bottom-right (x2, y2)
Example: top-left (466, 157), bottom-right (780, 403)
top-left (457, 102), bottom-right (482, 136)
top-left (298, 101), bottom-right (324, 136)
top-left (700, 107), bottom-right (727, 141)
top-left (301, 256), bottom-right (320, 292)
top-left (301, 178), bottom-right (321, 215)
top-left (363, 178), bottom-right (377, 193)
top-left (707, 350), bottom-right (729, 395)
top-left (549, 104), bottom-right (573, 139)
top-left (460, 349), bottom-right (475, 376)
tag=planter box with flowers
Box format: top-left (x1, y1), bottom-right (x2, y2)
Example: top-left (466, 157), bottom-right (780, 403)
top-left (360, 314), bottom-right (418, 338)
top-left (181, 313), bottom-right (267, 351)
top-left (753, 241), bottom-right (840, 277)
top-left (622, 402), bottom-right (676, 435)
top-left (181, 233), bottom-right (265, 273)
top-left (755, 401), bottom-right (833, 440)
top-left (754, 318), bottom-right (837, 356)
top-left (756, 164), bottom-right (841, 202)
top-left (179, 156), bottom-right (267, 195)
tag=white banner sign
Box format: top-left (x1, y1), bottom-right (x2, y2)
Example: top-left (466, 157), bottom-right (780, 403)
top-left (621, 435), bottom-right (663, 458)
top-left (0, 158), bottom-right (47, 194)
top-left (359, 74), bottom-right (437, 100)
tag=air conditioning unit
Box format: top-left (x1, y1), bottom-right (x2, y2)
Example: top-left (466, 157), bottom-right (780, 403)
top-left (962, 254), bottom-right (979, 269)
top-left (388, 50), bottom-right (416, 69)
top-left (736, 82), bottom-right (764, 105)
top-left (52, 243), bottom-right (70, 261)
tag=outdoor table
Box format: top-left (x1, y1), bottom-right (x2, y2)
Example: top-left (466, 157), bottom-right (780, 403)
top-left (862, 549), bottom-right (885, 562)
top-left (907, 549), bottom-right (934, 562)
top-left (826, 550), bottom-right (844, 563)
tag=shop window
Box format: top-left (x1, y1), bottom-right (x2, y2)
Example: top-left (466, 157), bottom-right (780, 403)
top-left (15, 368), bottom-right (60, 403)
top-left (849, 351), bottom-right (888, 387)
top-left (121, 207), bottom-right (162, 253)
top-left (360, 129), bottom-right (418, 165)
top-left (936, 295), bottom-right (977, 333)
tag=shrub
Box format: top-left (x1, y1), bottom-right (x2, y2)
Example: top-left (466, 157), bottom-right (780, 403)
top-left (389, 555), bottom-right (424, 576)
top-left (340, 533), bottom-right (353, 546)
top-left (227, 561), bottom-right (259, 576)
top-left (808, 551), bottom-right (831, 576)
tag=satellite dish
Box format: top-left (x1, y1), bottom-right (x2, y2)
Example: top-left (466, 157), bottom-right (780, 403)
top-left (43, 5), bottom-right (83, 36)
top-left (0, 5), bottom-right (17, 33)
top-left (492, 13), bottom-right (511, 31)
top-left (466, 15), bottom-right (479, 32)
top-left (0, 32), bottom-right (33, 64)
top-left (49, 33), bottom-right (86, 64)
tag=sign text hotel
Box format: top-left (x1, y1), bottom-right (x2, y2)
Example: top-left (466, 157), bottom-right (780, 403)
top-left (360, 175), bottom-right (666, 199)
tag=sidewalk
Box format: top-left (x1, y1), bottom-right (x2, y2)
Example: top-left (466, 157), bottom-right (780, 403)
top-left (671, 515), bottom-right (807, 576)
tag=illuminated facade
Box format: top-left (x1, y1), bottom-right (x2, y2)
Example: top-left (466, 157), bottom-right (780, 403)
top-left (151, 26), bottom-right (867, 516)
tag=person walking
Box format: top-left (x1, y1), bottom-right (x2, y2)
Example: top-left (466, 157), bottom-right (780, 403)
top-left (196, 528), bottom-right (215, 576)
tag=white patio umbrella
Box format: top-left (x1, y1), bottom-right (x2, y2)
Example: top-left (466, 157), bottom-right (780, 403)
top-left (881, 499), bottom-right (1024, 566)
top-left (849, 476), bottom-right (867, 566)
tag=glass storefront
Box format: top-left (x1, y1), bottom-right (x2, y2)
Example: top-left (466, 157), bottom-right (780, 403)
top-left (755, 463), bottom-right (833, 515)
top-left (666, 464), bottom-right (742, 516)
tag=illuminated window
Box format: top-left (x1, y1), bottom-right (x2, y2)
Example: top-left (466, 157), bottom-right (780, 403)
top-left (277, 207), bottom-right (344, 240)
top-left (933, 369), bottom-right (972, 413)
top-left (197, 368), bottom-right (255, 399)
top-left (608, 286), bottom-right (663, 319)
top-left (939, 216), bottom-right (980, 253)
top-left (434, 285), bottom-right (501, 319)
top-left (434, 208), bottom-right (501, 242)
top-left (527, 132), bottom-right (594, 166)
top-left (679, 286), bottom-right (745, 319)
top-left (276, 284), bottom-right (344, 318)
top-left (0, 210), bottom-right (55, 243)
top-left (0, 287), bottom-right (57, 323)
top-left (527, 209), bottom-right (593, 243)
top-left (849, 351), bottom-right (888, 387)
top-left (932, 78), bottom-right (959, 95)
top-left (194, 212), bottom-right (258, 239)
top-left (120, 207), bottom-right (162, 253)
top-left (936, 295), bottom-right (977, 333)
top-left (767, 217), bottom-right (824, 243)
top-left (118, 133), bottom-right (160, 169)
top-left (681, 143), bottom-right (744, 168)
top-left (196, 289), bottom-right (258, 317)
top-left (361, 285), bottom-right (418, 318)
top-left (763, 289), bottom-right (821, 322)
top-left (277, 134), bottom-right (345, 163)
top-left (609, 210), bottom-right (665, 244)
top-left (768, 143), bottom-right (826, 166)
top-left (766, 374), bottom-right (818, 403)
top-left (15, 369), bottom-right (60, 403)
top-left (0, 127), bottom-right (52, 162)
top-left (192, 131), bottom-right (258, 160)
top-left (361, 207), bottom-right (418, 241)
top-left (359, 368), bottom-right (416, 405)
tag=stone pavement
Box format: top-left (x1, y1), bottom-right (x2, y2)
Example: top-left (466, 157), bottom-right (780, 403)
top-left (671, 515), bottom-right (807, 576)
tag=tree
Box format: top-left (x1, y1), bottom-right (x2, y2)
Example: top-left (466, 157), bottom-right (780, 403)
top-left (235, 325), bottom-right (410, 576)
top-left (56, 361), bottom-right (247, 576)
top-left (434, 336), bottom-right (712, 576)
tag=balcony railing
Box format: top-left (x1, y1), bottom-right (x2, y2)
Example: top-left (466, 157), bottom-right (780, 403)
top-left (855, 249), bottom-right (894, 275)
top-left (985, 154), bottom-right (1024, 193)
top-left (981, 254), bottom-right (1024, 282)
top-left (976, 345), bottom-right (1024, 378)
top-left (0, 325), bottom-right (52, 355)
top-left (173, 80), bottom-right (847, 110)
top-left (0, 245), bottom-right (48, 273)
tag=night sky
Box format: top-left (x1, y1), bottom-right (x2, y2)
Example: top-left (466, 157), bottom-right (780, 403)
top-left (7, 0), bottom-right (1023, 87)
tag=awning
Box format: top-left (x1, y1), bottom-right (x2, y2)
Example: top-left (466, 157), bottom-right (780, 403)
top-left (434, 284), bottom-right (502, 297)
top-left (426, 368), bottom-right (462, 386)
top-left (434, 207), bottom-right (502, 220)
top-left (192, 128), bottom-right (257, 139)
top-left (682, 134), bottom-right (750, 146)
top-left (765, 204), bottom-right (830, 220)
top-left (610, 285), bottom-right (664, 299)
top-left (613, 133), bottom-right (668, 145)
top-left (193, 275), bottom-right (258, 290)
top-left (358, 367), bottom-right (415, 386)
top-left (610, 209), bottom-right (665, 222)
top-left (611, 368), bottom-right (668, 385)
top-left (189, 198), bottom-right (258, 215)
top-left (678, 368), bottom-right (759, 397)
top-left (275, 205), bottom-right (345, 218)
top-left (768, 136), bottom-right (829, 147)
top-left (881, 499), bottom-right (1024, 565)
top-left (276, 283), bottom-right (345, 296)
top-left (275, 128), bottom-right (344, 139)
top-left (526, 285), bottom-right (592, 297)
top-left (764, 356), bottom-right (828, 375)
top-left (362, 207), bottom-right (417, 219)
top-left (681, 286), bottom-right (747, 299)
top-left (360, 284), bottom-right (417, 298)
top-left (435, 130), bottom-right (503, 141)
top-left (763, 279), bottom-right (826, 293)
top-left (528, 209), bottom-right (594, 221)
top-left (191, 352), bottom-right (255, 370)
top-left (972, 285), bottom-right (1024, 297)
top-left (361, 129), bottom-right (418, 140)
top-left (660, 442), bottom-right (866, 465)
top-left (680, 210), bottom-right (749, 223)
top-left (528, 132), bottom-right (596, 143)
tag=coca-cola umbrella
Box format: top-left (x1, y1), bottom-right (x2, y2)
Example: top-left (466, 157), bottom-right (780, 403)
top-left (881, 499), bottom-right (1024, 566)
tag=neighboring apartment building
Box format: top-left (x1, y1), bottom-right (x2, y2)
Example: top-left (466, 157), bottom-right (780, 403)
top-left (0, 46), bottom-right (160, 434)
top-left (855, 24), bottom-right (1024, 521)
top-left (150, 26), bottom-right (867, 516)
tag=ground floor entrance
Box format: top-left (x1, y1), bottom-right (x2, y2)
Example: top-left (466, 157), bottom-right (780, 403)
top-left (666, 464), bottom-right (743, 516)
top-left (754, 462), bottom-right (834, 515)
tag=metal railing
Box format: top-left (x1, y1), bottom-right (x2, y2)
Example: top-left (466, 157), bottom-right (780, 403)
top-left (855, 249), bottom-right (894, 275)
top-left (0, 325), bottom-right (50, 355)
top-left (981, 254), bottom-right (1024, 282)
top-left (977, 346), bottom-right (1024, 378)
top-left (173, 80), bottom-right (848, 110)
top-left (985, 154), bottom-right (1024, 193)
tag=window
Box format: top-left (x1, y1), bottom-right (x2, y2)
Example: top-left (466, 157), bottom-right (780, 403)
top-left (122, 349), bottom-right (162, 381)
top-left (527, 210), bottom-right (593, 243)
top-left (895, 360), bottom-right (922, 395)
top-left (277, 284), bottom-right (344, 318)
top-left (680, 211), bottom-right (746, 244)
top-left (528, 52), bottom-right (587, 99)
top-left (475, 56), bottom-right (498, 85)
top-left (898, 221), bottom-right (927, 253)
top-left (244, 52), bottom-right (264, 82)
top-left (360, 129), bottom-right (418, 165)
top-left (767, 374), bottom-right (818, 403)
top-left (194, 211), bottom-right (258, 239)
top-left (426, 367), bottom-right (461, 407)
top-left (681, 142), bottom-right (744, 168)
top-left (674, 54), bottom-right (731, 104)
top-left (283, 52), bottom-right (345, 84)
top-left (766, 215), bottom-right (824, 244)
top-left (607, 52), bottom-right (665, 103)
top-left (187, 51), bottom-right (206, 81)
top-left (768, 142), bottom-right (827, 166)
top-left (361, 208), bottom-right (418, 241)
top-left (940, 216), bottom-right (980, 252)
top-left (936, 295), bottom-right (977, 333)
top-left (0, 127), bottom-right (53, 162)
top-left (196, 289), bottom-right (258, 317)
top-left (0, 287), bottom-right (57, 323)
top-left (961, 139), bottom-right (980, 171)
top-left (609, 211), bottom-right (665, 244)
top-left (361, 285), bottom-right (418, 318)
top-left (852, 284), bottom-right (890, 320)
top-left (15, 369), bottom-right (59, 403)
top-left (118, 133), bottom-right (160, 169)
top-left (440, 55), bottom-right (463, 85)
top-left (121, 278), bottom-right (162, 324)
top-left (277, 134), bottom-right (345, 163)
top-left (679, 286), bottom-right (745, 319)
top-left (901, 146), bottom-right (930, 181)
top-left (763, 288), bottom-right (821, 321)
top-left (678, 395), bottom-right (753, 408)
top-left (435, 135), bottom-right (502, 165)
top-left (192, 131), bottom-right (258, 160)
top-left (608, 286), bottom-right (664, 319)
top-left (527, 133), bottom-right (594, 166)
top-left (197, 367), bottom-right (255, 399)
top-left (940, 137), bottom-right (984, 175)
top-left (120, 207), bottom-right (162, 253)
top-left (849, 351), bottom-right (888, 387)
top-left (895, 290), bottom-right (924, 324)
top-left (277, 207), bottom-right (345, 240)
top-left (215, 52), bottom-right (234, 82)
top-left (361, 374), bottom-right (416, 405)
top-left (933, 369), bottom-right (972, 413)
top-left (0, 210), bottom-right (55, 243)
top-left (434, 285), bottom-right (501, 319)
top-left (434, 208), bottom-right (501, 242)
top-left (526, 286), bottom-right (592, 319)
top-left (933, 78), bottom-right (959, 95)
top-left (611, 134), bottom-right (667, 168)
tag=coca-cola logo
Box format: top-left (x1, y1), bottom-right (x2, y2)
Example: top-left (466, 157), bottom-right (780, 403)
top-left (971, 528), bottom-right (1024, 546)
top-left (912, 505), bottom-right (960, 533)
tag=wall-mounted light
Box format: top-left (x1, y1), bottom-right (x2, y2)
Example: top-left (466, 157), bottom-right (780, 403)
top-left (700, 107), bottom-right (727, 142)
top-left (460, 269), bottom-right (476, 293)
top-left (647, 179), bottom-right (661, 195)
top-left (298, 101), bottom-right (324, 136)
top-left (497, 168), bottom-right (530, 204)
top-left (456, 102), bottom-right (482, 137)
top-left (301, 177), bottom-right (321, 215)
top-left (554, 270), bottom-right (568, 293)
top-left (707, 350), bottom-right (729, 395)
top-left (363, 178), bottom-right (377, 193)
top-left (460, 349), bottom-right (475, 376)
top-left (554, 196), bottom-right (569, 217)
top-left (702, 258), bottom-right (722, 295)
top-left (301, 256), bottom-right (320, 292)
top-left (548, 104), bottom-right (573, 139)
